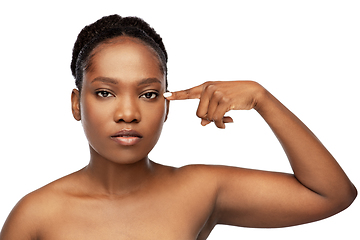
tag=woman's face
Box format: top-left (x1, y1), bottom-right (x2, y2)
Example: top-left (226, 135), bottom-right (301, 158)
top-left (72, 37), bottom-right (168, 164)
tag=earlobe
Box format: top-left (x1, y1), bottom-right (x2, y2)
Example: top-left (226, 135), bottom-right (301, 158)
top-left (71, 89), bottom-right (81, 121)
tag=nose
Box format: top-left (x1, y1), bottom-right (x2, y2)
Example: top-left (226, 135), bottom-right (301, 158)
top-left (113, 96), bottom-right (141, 123)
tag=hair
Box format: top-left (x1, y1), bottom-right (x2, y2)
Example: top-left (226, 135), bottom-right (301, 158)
top-left (71, 14), bottom-right (168, 92)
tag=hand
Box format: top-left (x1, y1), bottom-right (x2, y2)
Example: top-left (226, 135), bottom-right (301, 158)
top-left (164, 81), bottom-right (264, 129)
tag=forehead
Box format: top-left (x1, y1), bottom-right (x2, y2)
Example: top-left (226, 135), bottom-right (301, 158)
top-left (85, 36), bottom-right (165, 85)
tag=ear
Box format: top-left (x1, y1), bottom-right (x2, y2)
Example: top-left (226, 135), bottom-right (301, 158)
top-left (164, 99), bottom-right (170, 122)
top-left (71, 89), bottom-right (81, 121)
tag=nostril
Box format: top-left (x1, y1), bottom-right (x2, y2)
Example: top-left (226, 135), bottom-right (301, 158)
top-left (115, 116), bottom-right (140, 123)
top-left (131, 118), bottom-right (139, 123)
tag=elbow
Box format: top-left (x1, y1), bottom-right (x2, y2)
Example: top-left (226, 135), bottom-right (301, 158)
top-left (346, 183), bottom-right (357, 206)
top-left (334, 183), bottom-right (357, 213)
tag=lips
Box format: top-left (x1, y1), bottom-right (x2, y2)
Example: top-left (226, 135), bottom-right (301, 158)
top-left (110, 129), bottom-right (143, 146)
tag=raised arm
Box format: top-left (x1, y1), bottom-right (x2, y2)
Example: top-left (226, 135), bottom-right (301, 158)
top-left (164, 81), bottom-right (357, 228)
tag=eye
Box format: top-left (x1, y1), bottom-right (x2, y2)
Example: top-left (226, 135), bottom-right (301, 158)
top-left (140, 92), bottom-right (159, 100)
top-left (96, 90), bottom-right (114, 98)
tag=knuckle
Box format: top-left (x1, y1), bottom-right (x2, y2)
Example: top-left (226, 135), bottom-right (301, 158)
top-left (204, 82), bottom-right (216, 91)
top-left (213, 115), bottom-right (221, 122)
top-left (196, 111), bottom-right (205, 118)
top-left (220, 96), bottom-right (231, 103)
top-left (204, 81), bottom-right (215, 85)
top-left (196, 107), bottom-right (207, 118)
top-left (213, 90), bottom-right (223, 98)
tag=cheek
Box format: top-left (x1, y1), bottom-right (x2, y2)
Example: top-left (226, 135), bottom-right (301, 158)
top-left (80, 97), bottom-right (111, 139)
top-left (152, 100), bottom-right (167, 123)
top-left (142, 100), bottom-right (167, 134)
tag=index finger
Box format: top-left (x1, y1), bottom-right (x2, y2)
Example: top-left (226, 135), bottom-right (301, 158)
top-left (163, 84), bottom-right (203, 100)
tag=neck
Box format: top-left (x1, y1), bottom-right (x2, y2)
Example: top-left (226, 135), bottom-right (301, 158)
top-left (82, 146), bottom-right (155, 196)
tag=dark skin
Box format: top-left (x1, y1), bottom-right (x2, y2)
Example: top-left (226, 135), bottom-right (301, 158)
top-left (0, 36), bottom-right (356, 240)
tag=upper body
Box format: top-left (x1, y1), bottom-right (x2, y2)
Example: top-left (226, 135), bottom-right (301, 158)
top-left (2, 163), bottom-right (219, 240)
top-left (0, 15), bottom-right (356, 240)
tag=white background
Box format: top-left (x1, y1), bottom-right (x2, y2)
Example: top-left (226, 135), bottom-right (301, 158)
top-left (0, 0), bottom-right (359, 239)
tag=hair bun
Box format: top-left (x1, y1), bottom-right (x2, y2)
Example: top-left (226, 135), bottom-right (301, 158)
top-left (71, 14), bottom-right (167, 78)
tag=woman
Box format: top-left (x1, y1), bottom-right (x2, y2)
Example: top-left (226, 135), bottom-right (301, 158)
top-left (0, 14), bottom-right (356, 240)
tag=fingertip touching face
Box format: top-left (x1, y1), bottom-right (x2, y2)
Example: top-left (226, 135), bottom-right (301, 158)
top-left (75, 36), bottom-right (168, 164)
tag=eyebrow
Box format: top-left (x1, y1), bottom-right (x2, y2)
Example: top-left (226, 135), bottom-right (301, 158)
top-left (91, 77), bottom-right (118, 85)
top-left (90, 77), bottom-right (162, 86)
top-left (137, 78), bottom-right (162, 86)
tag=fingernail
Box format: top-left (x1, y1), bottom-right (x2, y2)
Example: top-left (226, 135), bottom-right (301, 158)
top-left (163, 92), bottom-right (172, 98)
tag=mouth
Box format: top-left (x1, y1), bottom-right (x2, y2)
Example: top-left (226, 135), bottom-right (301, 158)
top-left (111, 129), bottom-right (143, 146)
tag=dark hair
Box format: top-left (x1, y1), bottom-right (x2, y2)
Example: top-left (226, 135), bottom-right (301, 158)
top-left (71, 14), bottom-right (168, 91)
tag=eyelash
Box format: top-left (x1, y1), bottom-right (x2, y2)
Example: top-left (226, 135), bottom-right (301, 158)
top-left (140, 91), bottom-right (159, 100)
top-left (96, 90), bottom-right (114, 98)
top-left (95, 90), bottom-right (159, 100)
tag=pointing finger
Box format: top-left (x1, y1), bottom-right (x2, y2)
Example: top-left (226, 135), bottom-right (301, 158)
top-left (163, 84), bottom-right (203, 100)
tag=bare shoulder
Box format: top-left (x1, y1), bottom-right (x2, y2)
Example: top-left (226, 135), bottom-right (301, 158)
top-left (0, 190), bottom-right (41, 239)
top-left (161, 163), bottom-right (226, 186)
top-left (0, 171), bottom-right (82, 240)
top-left (171, 163), bottom-right (228, 175)
top-left (172, 163), bottom-right (249, 183)
top-left (165, 163), bottom-right (250, 190)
